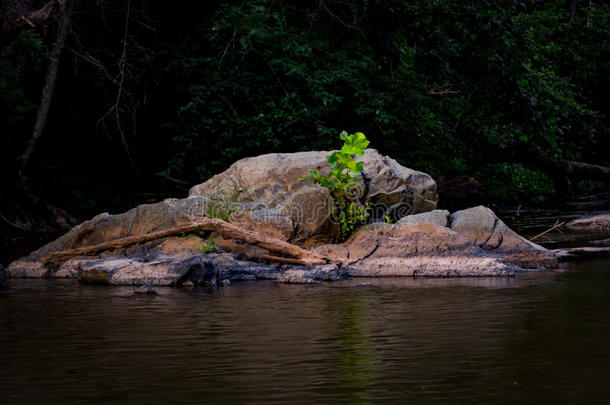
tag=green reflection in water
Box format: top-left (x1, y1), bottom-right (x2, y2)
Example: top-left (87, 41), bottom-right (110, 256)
top-left (327, 292), bottom-right (380, 405)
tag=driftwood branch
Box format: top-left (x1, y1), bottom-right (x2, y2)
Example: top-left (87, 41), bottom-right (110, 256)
top-left (42, 218), bottom-right (331, 266)
top-left (529, 220), bottom-right (565, 242)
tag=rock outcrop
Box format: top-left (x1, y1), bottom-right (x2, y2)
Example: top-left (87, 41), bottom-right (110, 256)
top-left (190, 149), bottom-right (438, 244)
top-left (8, 150), bottom-right (438, 279)
top-left (449, 206), bottom-right (557, 268)
top-left (6, 200), bottom-right (208, 278)
top-left (311, 223), bottom-right (520, 277)
top-left (41, 246), bottom-right (347, 286)
top-left (6, 151), bottom-right (564, 286)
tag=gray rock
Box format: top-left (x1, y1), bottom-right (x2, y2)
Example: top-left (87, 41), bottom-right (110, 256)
top-left (77, 255), bottom-right (207, 286)
top-left (277, 264), bottom-right (346, 283)
top-left (134, 283), bottom-right (158, 295)
top-left (49, 250), bottom-right (307, 286)
top-left (6, 260), bottom-right (49, 278)
top-left (228, 207), bottom-right (295, 241)
top-left (553, 247), bottom-right (610, 261)
top-left (275, 270), bottom-right (321, 284)
top-left (203, 253), bottom-right (281, 282)
top-left (8, 150), bottom-right (438, 279)
top-left (7, 197), bottom-right (210, 270)
top-left (189, 149), bottom-right (438, 243)
top-left (316, 223), bottom-right (521, 277)
top-left (359, 149), bottom-right (438, 214)
top-left (54, 258), bottom-right (85, 278)
top-left (449, 206), bottom-right (558, 268)
top-left (566, 214), bottom-right (610, 232)
top-left (396, 209), bottom-right (450, 227)
top-left (69, 251), bottom-right (289, 286)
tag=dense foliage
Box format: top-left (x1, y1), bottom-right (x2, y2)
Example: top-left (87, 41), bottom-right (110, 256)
top-left (1, 0), bottom-right (608, 218)
top-left (163, 0), bottom-right (609, 204)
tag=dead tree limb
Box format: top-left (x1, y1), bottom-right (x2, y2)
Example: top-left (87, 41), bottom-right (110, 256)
top-left (529, 220), bottom-right (565, 242)
top-left (42, 218), bottom-right (332, 266)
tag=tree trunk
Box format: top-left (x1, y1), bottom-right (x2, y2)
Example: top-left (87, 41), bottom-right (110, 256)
top-left (16, 0), bottom-right (73, 178)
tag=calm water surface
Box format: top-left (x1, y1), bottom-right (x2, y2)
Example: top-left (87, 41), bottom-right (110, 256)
top-left (1, 259), bottom-right (610, 404)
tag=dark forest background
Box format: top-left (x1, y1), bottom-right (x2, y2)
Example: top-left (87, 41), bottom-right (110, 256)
top-left (1, 0), bottom-right (608, 237)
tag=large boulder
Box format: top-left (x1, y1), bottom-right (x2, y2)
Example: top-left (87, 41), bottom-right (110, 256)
top-left (359, 149), bottom-right (438, 214)
top-left (189, 149), bottom-right (438, 244)
top-left (227, 185), bottom-right (336, 246)
top-left (449, 206), bottom-right (557, 268)
top-left (310, 223), bottom-right (520, 277)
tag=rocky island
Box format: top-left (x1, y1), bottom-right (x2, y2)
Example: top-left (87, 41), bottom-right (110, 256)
top-left (6, 147), bottom-right (560, 287)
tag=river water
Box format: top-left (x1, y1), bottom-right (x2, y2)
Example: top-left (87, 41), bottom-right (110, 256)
top-left (1, 258), bottom-right (610, 404)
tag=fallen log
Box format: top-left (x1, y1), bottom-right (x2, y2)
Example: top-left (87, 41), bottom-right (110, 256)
top-left (42, 218), bottom-right (331, 266)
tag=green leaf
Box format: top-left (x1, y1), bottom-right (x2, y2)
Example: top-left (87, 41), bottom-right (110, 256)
top-left (340, 132), bottom-right (369, 156)
top-left (327, 152), bottom-right (340, 164)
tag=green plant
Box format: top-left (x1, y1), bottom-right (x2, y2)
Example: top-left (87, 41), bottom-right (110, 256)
top-left (206, 200), bottom-right (236, 221)
top-left (200, 234), bottom-right (218, 254)
top-left (384, 215), bottom-right (393, 224)
top-left (306, 131), bottom-right (370, 241)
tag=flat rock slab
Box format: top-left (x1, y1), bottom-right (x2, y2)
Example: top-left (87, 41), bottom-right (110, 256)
top-left (77, 255), bottom-right (209, 286)
top-left (346, 257), bottom-right (517, 277)
top-left (5, 260), bottom-right (49, 278)
top-left (48, 252), bottom-right (346, 286)
top-left (554, 247), bottom-right (610, 261)
top-left (396, 209), bottom-right (450, 227)
top-left (313, 223), bottom-right (521, 277)
top-left (566, 214), bottom-right (610, 232)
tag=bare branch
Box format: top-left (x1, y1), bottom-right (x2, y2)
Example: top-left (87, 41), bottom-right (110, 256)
top-left (529, 220), bottom-right (565, 242)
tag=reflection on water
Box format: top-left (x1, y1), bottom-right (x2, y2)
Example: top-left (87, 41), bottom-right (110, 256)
top-left (1, 259), bottom-right (610, 404)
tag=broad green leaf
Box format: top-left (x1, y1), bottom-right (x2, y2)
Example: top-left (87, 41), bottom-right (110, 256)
top-left (327, 152), bottom-right (340, 164)
top-left (340, 132), bottom-right (369, 156)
